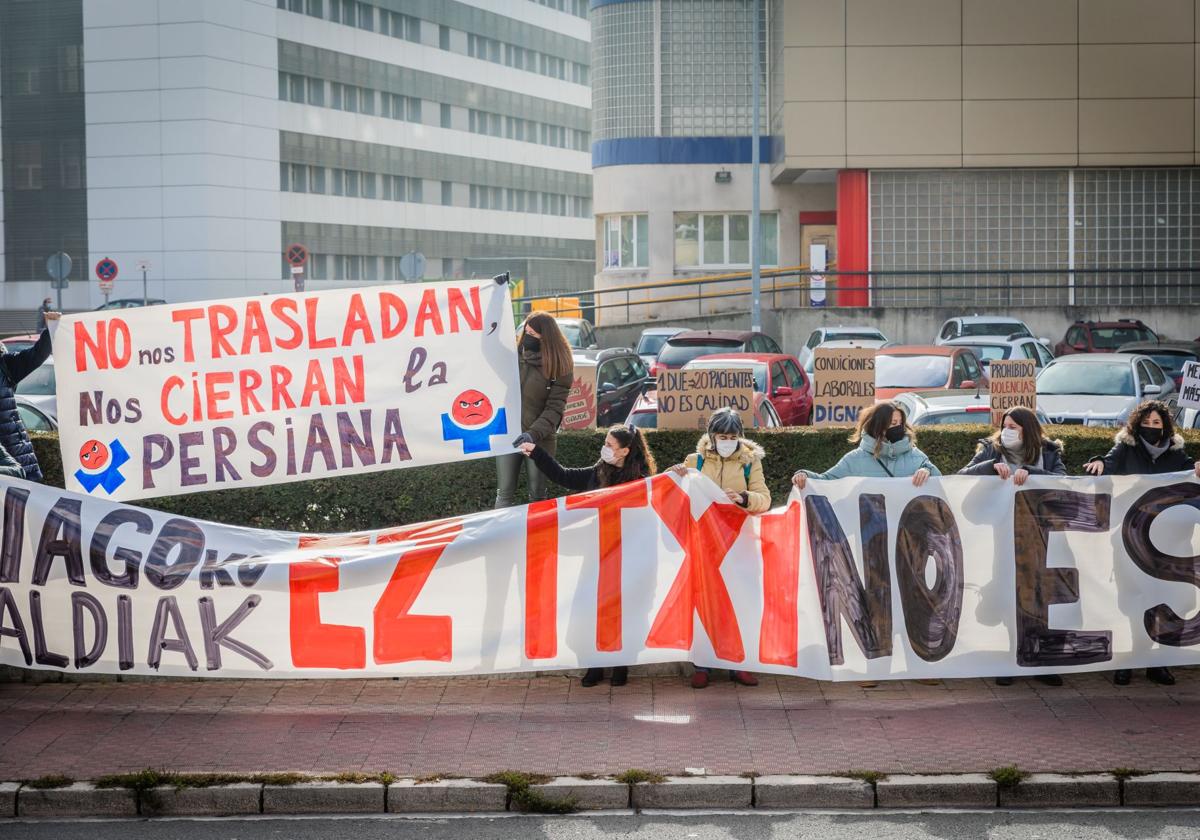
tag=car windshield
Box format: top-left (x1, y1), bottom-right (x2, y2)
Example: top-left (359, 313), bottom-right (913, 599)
top-left (1143, 352), bottom-right (1196, 376)
top-left (15, 363), bottom-right (55, 395)
top-left (826, 331), bottom-right (883, 342)
top-left (685, 361), bottom-right (768, 392)
top-left (960, 322), bottom-right (1030, 338)
top-left (1091, 326), bottom-right (1155, 349)
top-left (628, 411), bottom-right (657, 429)
top-left (958, 344), bottom-right (1010, 362)
top-left (916, 410), bottom-right (993, 426)
top-left (658, 340), bottom-right (741, 367)
top-left (558, 323), bottom-right (582, 347)
top-left (876, 355), bottom-right (951, 388)
top-left (1038, 362), bottom-right (1133, 396)
top-left (17, 404), bottom-right (52, 432)
top-left (636, 334), bottom-right (674, 356)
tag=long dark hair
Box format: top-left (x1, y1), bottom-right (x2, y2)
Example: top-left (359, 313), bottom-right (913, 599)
top-left (595, 425), bottom-right (657, 487)
top-left (851, 401), bottom-right (913, 455)
top-left (520, 312), bottom-right (573, 381)
top-left (988, 406), bottom-right (1046, 464)
top-left (1123, 399), bottom-right (1176, 443)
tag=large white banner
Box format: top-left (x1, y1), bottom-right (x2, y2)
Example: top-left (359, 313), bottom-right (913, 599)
top-left (0, 472), bottom-right (1197, 680)
top-left (53, 280), bottom-right (520, 501)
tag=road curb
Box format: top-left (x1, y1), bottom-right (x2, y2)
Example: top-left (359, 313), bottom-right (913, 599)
top-left (7, 771), bottom-right (1198, 818)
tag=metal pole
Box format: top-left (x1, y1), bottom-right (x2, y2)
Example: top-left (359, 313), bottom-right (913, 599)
top-left (749, 0), bottom-right (762, 333)
top-left (55, 280), bottom-right (63, 313)
top-left (142, 269), bottom-right (148, 306)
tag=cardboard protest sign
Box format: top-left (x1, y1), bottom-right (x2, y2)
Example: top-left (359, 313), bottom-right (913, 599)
top-left (655, 368), bottom-right (754, 430)
top-left (53, 280), bottom-right (520, 501)
top-left (812, 347), bottom-right (876, 426)
top-left (561, 364), bottom-right (598, 430)
top-left (1178, 360), bottom-right (1200, 410)
top-left (988, 358), bottom-right (1038, 426)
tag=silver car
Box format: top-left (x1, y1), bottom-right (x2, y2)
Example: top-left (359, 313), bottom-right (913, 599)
top-left (893, 389), bottom-right (1052, 427)
top-left (1037, 353), bottom-right (1176, 427)
top-left (943, 335), bottom-right (1055, 370)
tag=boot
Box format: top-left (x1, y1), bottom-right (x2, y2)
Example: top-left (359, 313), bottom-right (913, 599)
top-left (610, 666), bottom-right (629, 687)
top-left (1113, 669), bottom-right (1131, 686)
top-left (580, 668), bottom-right (603, 688)
top-left (690, 670), bottom-right (710, 689)
top-left (731, 671), bottom-right (759, 687)
top-left (1146, 667), bottom-right (1175, 686)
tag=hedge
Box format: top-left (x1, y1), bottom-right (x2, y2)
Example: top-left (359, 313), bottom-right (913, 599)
top-left (29, 427), bottom-right (1200, 533)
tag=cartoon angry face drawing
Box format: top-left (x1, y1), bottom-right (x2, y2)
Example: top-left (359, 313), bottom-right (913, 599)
top-left (450, 390), bottom-right (494, 427)
top-left (79, 439), bottom-right (110, 471)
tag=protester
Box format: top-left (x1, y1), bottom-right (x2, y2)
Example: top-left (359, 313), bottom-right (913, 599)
top-left (959, 406), bottom-right (1066, 687)
top-left (669, 407), bottom-right (770, 688)
top-left (1, 312), bottom-right (59, 481)
top-left (791, 401), bottom-right (938, 489)
top-left (0, 442), bottom-right (23, 479)
top-left (35, 297), bottom-right (53, 332)
top-left (496, 312), bottom-right (573, 508)
top-left (518, 423), bottom-right (657, 688)
top-left (1084, 399), bottom-right (1200, 687)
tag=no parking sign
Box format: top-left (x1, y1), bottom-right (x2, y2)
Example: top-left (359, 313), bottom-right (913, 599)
top-left (95, 257), bottom-right (118, 293)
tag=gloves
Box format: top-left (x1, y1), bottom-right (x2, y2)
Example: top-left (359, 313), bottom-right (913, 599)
top-left (512, 432), bottom-right (534, 447)
top-left (493, 271), bottom-right (510, 285)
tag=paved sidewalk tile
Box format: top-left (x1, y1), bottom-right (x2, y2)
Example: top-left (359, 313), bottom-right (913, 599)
top-left (0, 671), bottom-right (1197, 779)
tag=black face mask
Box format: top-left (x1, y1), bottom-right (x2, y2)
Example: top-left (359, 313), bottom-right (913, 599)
top-left (884, 425), bottom-right (906, 443)
top-left (522, 334), bottom-right (541, 353)
top-left (1138, 426), bottom-right (1165, 445)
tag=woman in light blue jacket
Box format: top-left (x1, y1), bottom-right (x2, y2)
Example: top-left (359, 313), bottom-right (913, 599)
top-left (792, 401), bottom-right (939, 490)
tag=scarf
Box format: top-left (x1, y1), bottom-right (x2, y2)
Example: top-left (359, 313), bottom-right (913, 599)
top-left (1141, 437), bottom-right (1170, 460)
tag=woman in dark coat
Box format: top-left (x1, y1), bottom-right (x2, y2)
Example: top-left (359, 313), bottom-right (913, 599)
top-left (1084, 400), bottom-right (1200, 687)
top-left (1, 314), bottom-right (58, 481)
top-left (518, 424), bottom-right (657, 687)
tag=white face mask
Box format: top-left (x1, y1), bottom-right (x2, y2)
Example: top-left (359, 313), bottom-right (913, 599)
top-left (600, 445), bottom-right (618, 464)
top-left (1000, 428), bottom-right (1022, 449)
top-left (715, 439), bottom-right (739, 458)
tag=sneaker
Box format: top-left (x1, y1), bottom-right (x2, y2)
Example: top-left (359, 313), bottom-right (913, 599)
top-left (1034, 674), bottom-right (1063, 687)
top-left (731, 671), bottom-right (759, 687)
top-left (995, 676), bottom-right (1014, 686)
top-left (1146, 667), bottom-right (1175, 686)
top-left (690, 671), bottom-right (709, 689)
top-left (580, 668), bottom-right (603, 688)
top-left (610, 666), bottom-right (629, 687)
top-left (1113, 669), bottom-right (1132, 686)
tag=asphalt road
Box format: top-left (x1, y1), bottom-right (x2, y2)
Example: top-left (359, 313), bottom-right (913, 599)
top-left (3, 810), bottom-right (1200, 840)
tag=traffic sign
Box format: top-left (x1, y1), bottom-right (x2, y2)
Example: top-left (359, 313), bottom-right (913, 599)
top-left (286, 243), bottom-right (309, 267)
top-left (99, 279), bottom-right (115, 294)
top-left (136, 259), bottom-right (152, 272)
top-left (399, 251), bottom-right (426, 280)
top-left (46, 251), bottom-right (72, 286)
top-left (95, 257), bottom-right (119, 283)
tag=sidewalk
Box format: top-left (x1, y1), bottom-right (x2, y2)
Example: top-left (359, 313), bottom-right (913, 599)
top-left (1, 670), bottom-right (1197, 780)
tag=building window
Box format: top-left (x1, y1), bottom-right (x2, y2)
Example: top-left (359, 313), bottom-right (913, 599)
top-left (602, 214), bottom-right (648, 269)
top-left (674, 212), bottom-right (778, 268)
top-left (13, 141), bottom-right (43, 190)
top-left (442, 180), bottom-right (453, 205)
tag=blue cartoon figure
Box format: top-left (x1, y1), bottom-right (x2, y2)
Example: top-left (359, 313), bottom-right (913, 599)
top-left (74, 438), bottom-right (130, 494)
top-left (441, 389), bottom-right (508, 454)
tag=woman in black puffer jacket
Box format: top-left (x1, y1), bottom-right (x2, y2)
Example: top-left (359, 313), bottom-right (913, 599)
top-left (1084, 400), bottom-right (1200, 687)
top-left (517, 424), bottom-right (657, 688)
top-left (0, 317), bottom-right (58, 481)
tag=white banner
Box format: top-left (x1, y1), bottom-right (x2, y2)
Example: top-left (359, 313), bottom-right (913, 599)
top-left (0, 472), bottom-right (1197, 680)
top-left (52, 280), bottom-right (520, 501)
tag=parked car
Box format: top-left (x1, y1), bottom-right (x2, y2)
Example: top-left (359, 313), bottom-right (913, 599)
top-left (683, 352), bottom-right (813, 426)
top-left (1055, 318), bottom-right (1157, 356)
top-left (651, 329), bottom-right (783, 377)
top-left (1175, 406), bottom-right (1200, 430)
top-left (0, 333), bottom-right (40, 354)
top-left (798, 325), bottom-right (888, 369)
top-left (554, 317), bottom-right (599, 351)
top-left (1116, 340), bottom-right (1200, 390)
top-left (572, 347), bottom-right (650, 427)
top-left (801, 338), bottom-right (888, 376)
top-left (1036, 353), bottom-right (1175, 426)
top-left (15, 397), bottom-right (56, 432)
top-left (625, 389), bottom-right (781, 430)
top-left (634, 327), bottom-right (686, 368)
top-left (935, 316), bottom-right (1035, 345)
top-left (943, 335), bottom-right (1054, 369)
top-left (14, 357), bottom-right (56, 421)
top-left (893, 390), bottom-right (1052, 427)
top-left (95, 298), bottom-right (166, 310)
top-left (875, 345), bottom-right (989, 401)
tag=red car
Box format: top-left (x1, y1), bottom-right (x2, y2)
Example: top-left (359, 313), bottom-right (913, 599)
top-left (1055, 319), bottom-right (1157, 356)
top-left (650, 329), bottom-right (783, 377)
top-left (875, 345), bottom-right (989, 401)
top-left (684, 352), bottom-right (813, 426)
top-left (626, 389), bottom-right (782, 430)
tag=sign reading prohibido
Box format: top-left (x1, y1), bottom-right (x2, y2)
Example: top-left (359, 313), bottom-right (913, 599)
top-left (988, 359), bottom-right (1038, 426)
top-left (656, 368), bottom-right (754, 430)
top-left (812, 347), bottom-right (876, 426)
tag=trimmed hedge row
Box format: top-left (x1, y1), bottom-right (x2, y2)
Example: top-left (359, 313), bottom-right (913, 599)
top-left (29, 427), bottom-right (1200, 533)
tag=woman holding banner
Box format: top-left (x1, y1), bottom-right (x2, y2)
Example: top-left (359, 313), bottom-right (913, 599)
top-left (1084, 399), bottom-right (1199, 687)
top-left (958, 406), bottom-right (1066, 485)
top-left (497, 313), bottom-right (574, 508)
top-left (518, 423), bottom-right (657, 687)
top-left (790, 401), bottom-right (938, 489)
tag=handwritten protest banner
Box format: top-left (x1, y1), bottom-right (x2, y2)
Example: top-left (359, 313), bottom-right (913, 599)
top-left (561, 364), bottom-right (597, 430)
top-left (2, 472), bottom-right (1197, 680)
top-left (1179, 360), bottom-right (1200, 410)
top-left (812, 347), bottom-right (876, 426)
top-left (655, 368), bottom-right (754, 430)
top-left (53, 280), bottom-right (520, 501)
top-left (988, 358), bottom-right (1038, 426)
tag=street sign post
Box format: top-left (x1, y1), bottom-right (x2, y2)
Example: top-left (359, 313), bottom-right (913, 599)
top-left (136, 259), bottom-right (151, 306)
top-left (399, 250), bottom-right (426, 281)
top-left (286, 243), bottom-right (308, 293)
top-left (95, 257), bottom-right (119, 305)
top-left (46, 251), bottom-right (73, 311)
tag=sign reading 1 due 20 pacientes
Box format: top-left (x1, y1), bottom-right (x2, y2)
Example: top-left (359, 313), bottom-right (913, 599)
top-left (53, 281), bottom-right (521, 502)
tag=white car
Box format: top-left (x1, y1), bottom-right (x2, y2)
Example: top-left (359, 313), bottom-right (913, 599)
top-left (1037, 353), bottom-right (1176, 427)
top-left (894, 390), bottom-right (1052, 427)
top-left (935, 316), bottom-right (1040, 345)
top-left (634, 326), bottom-right (686, 368)
top-left (943, 335), bottom-right (1055, 370)
top-left (1175, 406), bottom-right (1200, 430)
top-left (799, 325), bottom-right (888, 369)
top-left (14, 356), bottom-right (56, 422)
top-left (802, 338), bottom-right (888, 375)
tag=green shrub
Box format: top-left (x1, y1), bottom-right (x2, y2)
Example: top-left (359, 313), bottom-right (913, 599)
top-left (29, 426), bottom-right (1199, 533)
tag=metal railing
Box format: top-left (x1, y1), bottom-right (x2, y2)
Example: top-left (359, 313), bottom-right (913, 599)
top-left (512, 267), bottom-right (1200, 320)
